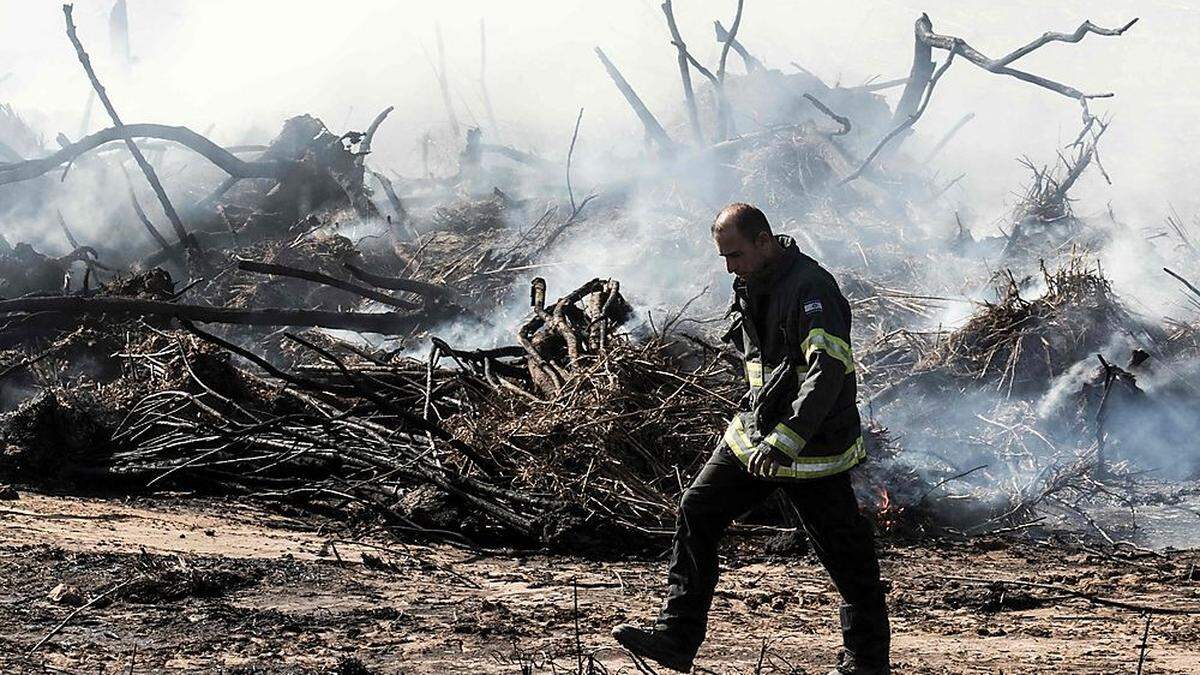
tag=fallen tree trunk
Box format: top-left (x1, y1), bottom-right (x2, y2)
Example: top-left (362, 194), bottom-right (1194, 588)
top-left (344, 263), bottom-right (457, 301)
top-left (594, 47), bottom-right (677, 155)
top-left (0, 296), bottom-right (424, 334)
top-left (236, 259), bottom-right (420, 311)
top-left (0, 123), bottom-right (287, 185)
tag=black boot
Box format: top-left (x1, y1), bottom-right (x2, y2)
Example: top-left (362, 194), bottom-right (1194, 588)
top-left (827, 650), bottom-right (890, 675)
top-left (612, 624), bottom-right (695, 672)
top-left (833, 603), bottom-right (890, 674)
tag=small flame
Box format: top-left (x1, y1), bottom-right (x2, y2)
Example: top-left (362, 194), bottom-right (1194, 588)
top-left (872, 485), bottom-right (903, 532)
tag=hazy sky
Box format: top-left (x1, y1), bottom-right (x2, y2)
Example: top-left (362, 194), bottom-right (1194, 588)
top-left (1, 0), bottom-right (1196, 221)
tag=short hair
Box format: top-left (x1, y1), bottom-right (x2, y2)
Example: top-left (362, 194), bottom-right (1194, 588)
top-left (712, 203), bottom-right (772, 240)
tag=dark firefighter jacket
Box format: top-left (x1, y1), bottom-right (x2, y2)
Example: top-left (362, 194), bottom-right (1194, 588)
top-left (720, 235), bottom-right (864, 479)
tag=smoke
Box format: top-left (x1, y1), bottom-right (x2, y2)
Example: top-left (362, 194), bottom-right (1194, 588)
top-left (2, 1), bottom-right (1197, 217)
top-left (4, 1), bottom-right (1200, 543)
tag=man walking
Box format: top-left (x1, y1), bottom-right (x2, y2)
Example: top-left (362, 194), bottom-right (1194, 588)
top-left (613, 203), bottom-right (890, 674)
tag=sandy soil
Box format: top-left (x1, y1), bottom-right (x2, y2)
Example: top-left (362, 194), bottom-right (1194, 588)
top-left (1, 490), bottom-right (1198, 674)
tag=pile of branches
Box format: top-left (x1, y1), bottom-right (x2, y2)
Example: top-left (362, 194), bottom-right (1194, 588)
top-left (917, 258), bottom-right (1152, 392)
top-left (0, 277), bottom-right (737, 550)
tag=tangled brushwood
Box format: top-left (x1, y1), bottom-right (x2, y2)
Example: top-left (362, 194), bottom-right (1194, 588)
top-left (0, 273), bottom-right (744, 550)
top-left (919, 257), bottom-right (1155, 391)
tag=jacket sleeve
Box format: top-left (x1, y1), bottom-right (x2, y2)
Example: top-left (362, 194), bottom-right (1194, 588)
top-left (759, 282), bottom-right (854, 462)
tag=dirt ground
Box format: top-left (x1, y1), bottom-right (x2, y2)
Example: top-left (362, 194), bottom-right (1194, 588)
top-left (1, 490), bottom-right (1198, 674)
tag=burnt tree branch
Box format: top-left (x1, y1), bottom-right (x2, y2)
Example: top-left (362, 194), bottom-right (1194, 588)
top-left (62, 4), bottom-right (191, 250)
top-left (0, 123), bottom-right (287, 185)
top-left (843, 47), bottom-right (958, 184)
top-left (912, 13), bottom-right (1137, 102)
top-left (594, 47), bottom-right (676, 155)
top-left (236, 259), bottom-right (420, 311)
top-left (661, 0), bottom-right (705, 146)
top-left (0, 296), bottom-right (424, 334)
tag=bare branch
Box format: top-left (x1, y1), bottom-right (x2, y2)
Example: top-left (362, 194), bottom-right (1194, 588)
top-left (994, 18), bottom-right (1139, 68)
top-left (62, 5), bottom-right (191, 251)
top-left (661, 0), bottom-right (705, 146)
top-left (433, 23), bottom-right (461, 138)
top-left (479, 19), bottom-right (500, 140)
top-left (567, 107), bottom-right (584, 213)
top-left (358, 105), bottom-right (394, 160)
top-left (843, 47), bottom-right (959, 185)
top-left (714, 20), bottom-right (762, 73)
top-left (236, 259), bottom-right (420, 311)
top-left (0, 123), bottom-right (285, 186)
top-left (802, 94), bottom-right (851, 136)
top-left (0, 295), bottom-right (425, 334)
top-left (594, 47), bottom-right (676, 155)
top-left (922, 112), bottom-right (975, 163)
top-left (118, 162), bottom-right (180, 263)
top-left (914, 13), bottom-right (1137, 101)
top-left (717, 2), bottom-right (747, 81)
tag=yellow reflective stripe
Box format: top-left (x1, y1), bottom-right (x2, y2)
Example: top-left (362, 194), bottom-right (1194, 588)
top-left (745, 360), bottom-right (764, 387)
top-left (726, 419), bottom-right (864, 479)
top-left (762, 422), bottom-right (806, 461)
top-left (800, 329), bottom-right (855, 373)
top-left (773, 436), bottom-right (865, 479)
top-left (723, 415), bottom-right (754, 462)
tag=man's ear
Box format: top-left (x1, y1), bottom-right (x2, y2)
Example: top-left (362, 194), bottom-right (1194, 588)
top-left (755, 231), bottom-right (774, 249)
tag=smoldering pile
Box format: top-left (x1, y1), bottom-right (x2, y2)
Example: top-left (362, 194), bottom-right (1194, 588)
top-left (0, 268), bottom-right (741, 549)
top-left (853, 255), bottom-right (1200, 542)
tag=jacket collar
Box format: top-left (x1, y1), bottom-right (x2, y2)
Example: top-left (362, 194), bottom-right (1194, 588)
top-left (734, 234), bottom-right (805, 297)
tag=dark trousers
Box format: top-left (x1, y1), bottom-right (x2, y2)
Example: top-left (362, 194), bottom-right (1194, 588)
top-left (656, 445), bottom-right (889, 665)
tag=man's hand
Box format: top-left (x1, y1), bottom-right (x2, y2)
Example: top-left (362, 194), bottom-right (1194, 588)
top-left (747, 444), bottom-right (784, 478)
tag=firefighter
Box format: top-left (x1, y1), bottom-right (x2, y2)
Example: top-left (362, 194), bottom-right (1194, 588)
top-left (612, 203), bottom-right (890, 674)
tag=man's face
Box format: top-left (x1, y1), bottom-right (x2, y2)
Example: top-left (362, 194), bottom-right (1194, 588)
top-left (715, 226), bottom-right (772, 281)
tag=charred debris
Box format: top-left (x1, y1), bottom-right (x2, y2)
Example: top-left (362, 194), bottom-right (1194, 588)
top-left (2, 5), bottom-right (1196, 555)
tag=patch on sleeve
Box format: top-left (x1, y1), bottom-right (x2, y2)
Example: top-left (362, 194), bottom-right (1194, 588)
top-left (803, 299), bottom-right (823, 315)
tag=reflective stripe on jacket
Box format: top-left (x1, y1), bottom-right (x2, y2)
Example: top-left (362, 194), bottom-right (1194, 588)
top-left (721, 235), bottom-right (863, 479)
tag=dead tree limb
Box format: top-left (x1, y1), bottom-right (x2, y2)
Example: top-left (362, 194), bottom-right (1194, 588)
top-left (479, 19), bottom-right (500, 141)
top-left (907, 13), bottom-right (1137, 106)
top-left (892, 15), bottom-right (937, 125)
top-left (480, 143), bottom-right (555, 171)
top-left (367, 170), bottom-right (416, 242)
top-left (993, 18), bottom-right (1140, 69)
top-left (661, 0), bottom-right (705, 146)
top-left (433, 23), bottom-right (461, 138)
top-left (283, 332), bottom-right (500, 478)
top-left (62, 5), bottom-right (191, 250)
top-left (802, 94), bottom-right (851, 136)
top-left (713, 0), bottom-right (745, 140)
top-left (842, 48), bottom-right (958, 184)
top-left (118, 162), bottom-right (181, 264)
top-left (0, 123), bottom-right (286, 185)
top-left (27, 577), bottom-right (138, 656)
top-left (849, 76), bottom-right (909, 93)
top-left (716, 0), bottom-right (745, 83)
top-left (0, 296), bottom-right (424, 334)
top-left (714, 19), bottom-right (762, 72)
top-left (1051, 120), bottom-right (1107, 202)
top-left (236, 259), bottom-right (420, 311)
top-left (344, 263), bottom-right (457, 301)
top-left (358, 105), bottom-right (393, 160)
top-left (922, 112), bottom-right (975, 163)
top-left (1164, 268), bottom-right (1200, 302)
top-left (55, 210), bottom-right (80, 249)
top-left (567, 107), bottom-right (584, 213)
top-left (594, 47), bottom-right (676, 155)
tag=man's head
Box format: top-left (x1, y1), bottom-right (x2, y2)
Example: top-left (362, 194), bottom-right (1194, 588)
top-left (712, 203), bottom-right (781, 280)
